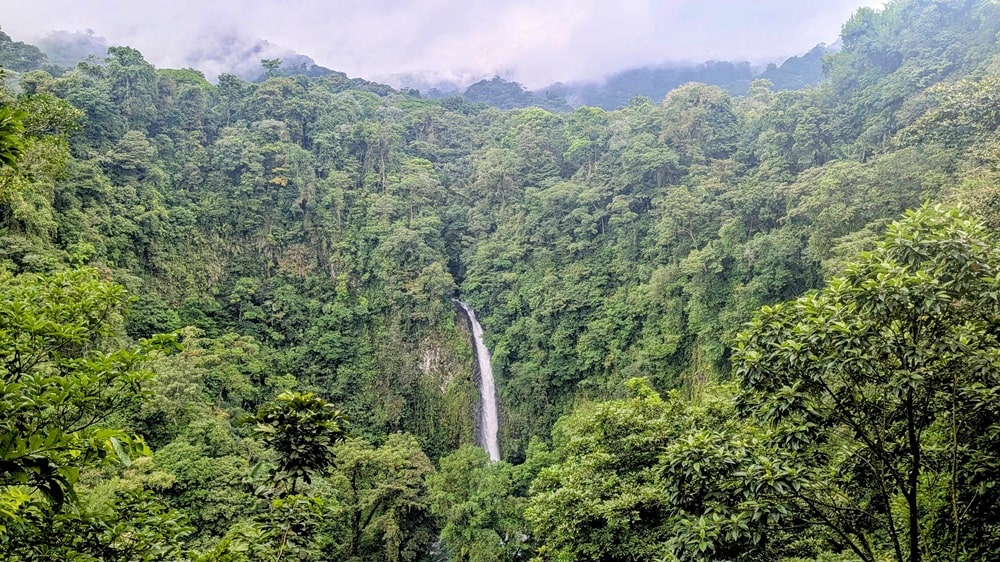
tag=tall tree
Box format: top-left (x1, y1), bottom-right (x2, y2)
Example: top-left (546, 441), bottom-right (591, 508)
top-left (0, 268), bottom-right (179, 550)
top-left (253, 391), bottom-right (348, 495)
top-left (329, 434), bottom-right (436, 562)
top-left (735, 205), bottom-right (1000, 561)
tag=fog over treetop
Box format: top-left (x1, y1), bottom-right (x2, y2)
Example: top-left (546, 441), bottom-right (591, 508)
top-left (4, 0), bottom-right (885, 88)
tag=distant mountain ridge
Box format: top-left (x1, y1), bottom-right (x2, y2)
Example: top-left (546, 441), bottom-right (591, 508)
top-left (22, 27), bottom-right (338, 83)
top-left (8, 24), bottom-right (830, 111)
top-left (444, 44), bottom-right (834, 112)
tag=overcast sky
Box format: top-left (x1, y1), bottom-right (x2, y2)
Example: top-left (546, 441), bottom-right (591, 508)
top-left (3, 0), bottom-right (887, 87)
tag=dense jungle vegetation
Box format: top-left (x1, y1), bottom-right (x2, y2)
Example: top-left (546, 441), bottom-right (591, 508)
top-left (4, 0), bottom-right (1000, 559)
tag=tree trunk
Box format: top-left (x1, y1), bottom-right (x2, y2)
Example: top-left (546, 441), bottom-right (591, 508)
top-left (906, 387), bottom-right (920, 562)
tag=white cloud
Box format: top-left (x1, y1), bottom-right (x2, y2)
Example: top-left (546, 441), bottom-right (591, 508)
top-left (2, 0), bottom-right (885, 87)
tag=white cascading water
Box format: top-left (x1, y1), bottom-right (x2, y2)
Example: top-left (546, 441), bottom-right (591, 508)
top-left (456, 300), bottom-right (500, 462)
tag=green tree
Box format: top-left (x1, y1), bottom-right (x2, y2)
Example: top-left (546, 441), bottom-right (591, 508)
top-left (261, 59), bottom-right (282, 79)
top-left (329, 434), bottom-right (436, 562)
top-left (525, 378), bottom-right (690, 561)
top-left (0, 100), bottom-right (25, 169)
top-left (253, 391), bottom-right (348, 495)
top-left (2, 488), bottom-right (194, 561)
top-left (525, 377), bottom-right (850, 561)
top-left (0, 267), bottom-right (178, 541)
top-left (735, 205), bottom-right (1000, 561)
top-left (105, 47), bottom-right (158, 129)
top-left (429, 446), bottom-right (532, 561)
top-left (660, 83), bottom-right (739, 164)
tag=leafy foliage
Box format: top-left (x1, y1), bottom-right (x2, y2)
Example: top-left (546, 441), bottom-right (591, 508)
top-left (0, 102), bottom-right (25, 170)
top-left (735, 205), bottom-right (1000, 561)
top-left (430, 445), bottom-right (538, 561)
top-left (0, 267), bottom-right (184, 556)
top-left (328, 434), bottom-right (437, 562)
top-left (525, 380), bottom-right (791, 561)
top-left (0, 269), bottom-right (161, 519)
top-left (254, 391), bottom-right (347, 494)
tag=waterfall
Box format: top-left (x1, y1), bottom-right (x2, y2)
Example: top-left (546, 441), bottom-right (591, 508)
top-left (455, 300), bottom-right (500, 462)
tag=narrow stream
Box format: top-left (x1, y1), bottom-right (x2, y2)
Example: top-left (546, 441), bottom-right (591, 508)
top-left (455, 300), bottom-right (500, 462)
